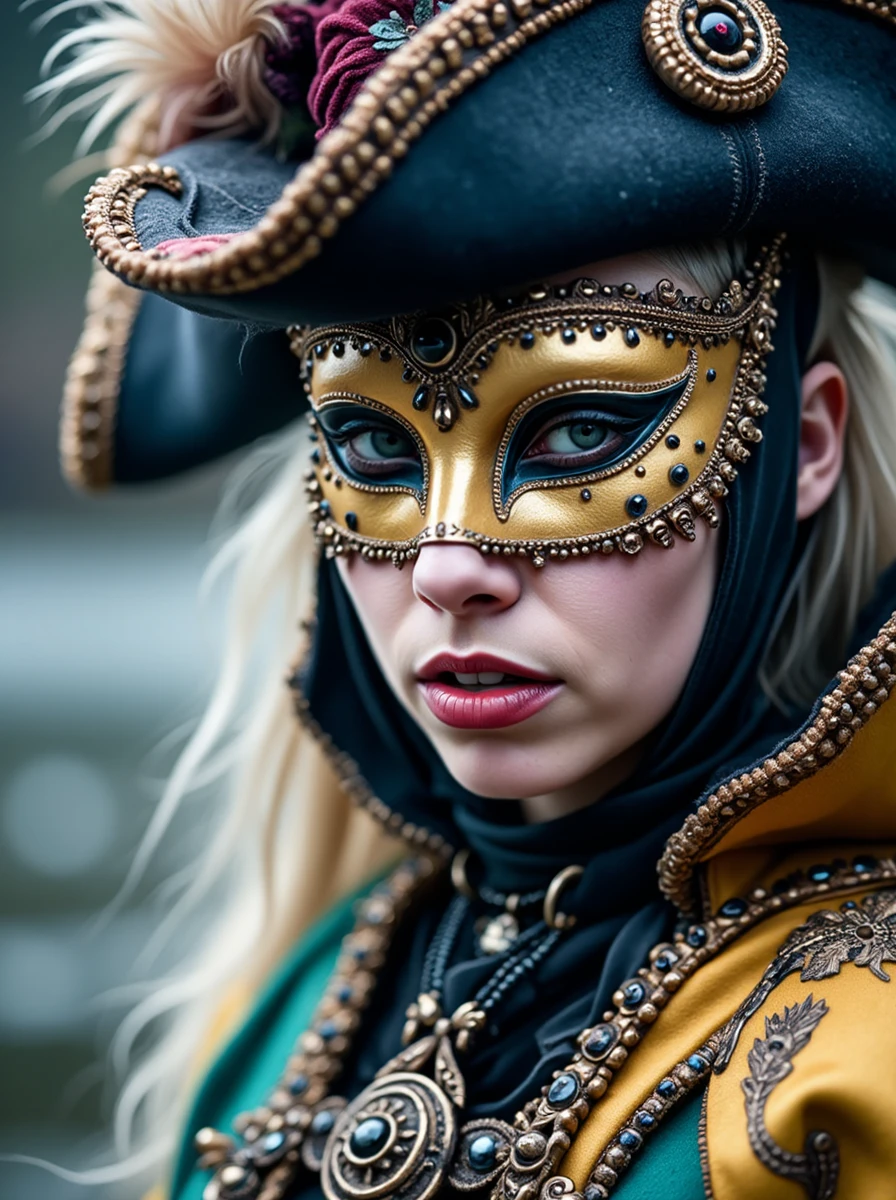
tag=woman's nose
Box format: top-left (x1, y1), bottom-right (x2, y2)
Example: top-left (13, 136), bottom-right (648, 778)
top-left (412, 543), bottom-right (522, 616)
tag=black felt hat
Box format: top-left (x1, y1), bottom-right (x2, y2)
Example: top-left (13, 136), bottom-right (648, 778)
top-left (62, 0), bottom-right (896, 485)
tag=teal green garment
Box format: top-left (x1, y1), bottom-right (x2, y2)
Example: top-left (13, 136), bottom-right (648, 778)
top-left (170, 880), bottom-right (374, 1200)
top-left (168, 876), bottom-right (706, 1200)
top-left (612, 1086), bottom-right (706, 1200)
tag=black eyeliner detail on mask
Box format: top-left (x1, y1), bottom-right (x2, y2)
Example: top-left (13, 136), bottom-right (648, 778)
top-left (499, 376), bottom-right (690, 507)
top-left (317, 401), bottom-right (425, 491)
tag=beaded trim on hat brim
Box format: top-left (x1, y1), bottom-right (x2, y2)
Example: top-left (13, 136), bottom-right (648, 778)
top-left (82, 0), bottom-right (598, 300)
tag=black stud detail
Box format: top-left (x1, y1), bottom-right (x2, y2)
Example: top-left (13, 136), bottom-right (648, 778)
top-left (581, 488), bottom-right (592, 502)
top-left (410, 316), bottom-right (458, 368)
top-left (412, 385), bottom-right (430, 411)
top-left (664, 330), bottom-right (676, 347)
top-left (345, 512), bottom-right (358, 531)
top-left (401, 366), bottom-right (416, 383)
top-left (457, 384), bottom-right (479, 409)
top-left (719, 897), bottom-right (748, 919)
top-left (695, 439), bottom-right (706, 453)
top-left (706, 367), bottom-right (717, 381)
top-left (332, 342), bottom-right (345, 358)
top-left (624, 327), bottom-right (640, 347)
top-left (591, 323), bottom-right (607, 341)
top-left (561, 328), bottom-right (577, 344)
top-left (582, 1023), bottom-right (618, 1061)
top-left (311, 448), bottom-right (321, 464)
top-left (359, 341), bottom-right (373, 357)
top-left (520, 331), bottom-right (536, 350)
top-left (699, 11), bottom-right (743, 52)
top-left (666, 434), bottom-right (680, 449)
top-left (625, 494), bottom-right (648, 517)
top-left (379, 348), bottom-right (392, 362)
top-left (669, 463), bottom-right (690, 486)
top-left (314, 343), bottom-right (326, 358)
top-left (686, 924), bottom-right (708, 948)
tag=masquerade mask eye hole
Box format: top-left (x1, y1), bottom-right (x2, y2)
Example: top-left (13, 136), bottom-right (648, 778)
top-left (317, 402), bottom-right (425, 490)
top-left (500, 375), bottom-right (691, 507)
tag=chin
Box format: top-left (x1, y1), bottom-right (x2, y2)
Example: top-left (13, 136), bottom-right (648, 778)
top-left (431, 734), bottom-right (600, 802)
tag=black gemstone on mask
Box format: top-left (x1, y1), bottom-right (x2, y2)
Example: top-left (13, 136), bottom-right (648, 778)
top-left (669, 464), bottom-right (690, 486)
top-left (311, 448), bottom-right (321, 464)
top-left (402, 366), bottom-right (416, 383)
top-left (719, 897), bottom-right (748, 919)
top-left (468, 1134), bottom-right (499, 1173)
top-left (319, 499), bottom-right (331, 516)
top-left (410, 316), bottom-right (457, 367)
top-left (664, 331), bottom-right (676, 347)
top-left (581, 488), bottom-right (592, 502)
top-left (687, 924), bottom-right (708, 948)
top-left (345, 512), bottom-right (358, 531)
top-left (591, 324), bottom-right (607, 341)
top-left (695, 440), bottom-right (706, 453)
top-left (625, 328), bottom-right (640, 347)
top-left (706, 368), bottom-right (717, 381)
top-left (349, 1117), bottom-right (390, 1160)
top-left (520, 331), bottom-right (536, 349)
top-left (412, 384), bottom-right (430, 410)
top-left (666, 434), bottom-right (680, 449)
top-left (562, 328), bottom-right (577, 344)
top-left (548, 1073), bottom-right (579, 1107)
top-left (314, 343), bottom-right (326, 358)
top-left (379, 348), bottom-right (392, 362)
top-left (332, 342), bottom-right (345, 358)
top-left (626, 494), bottom-right (648, 517)
top-left (457, 384), bottom-right (479, 409)
top-left (698, 11), bottom-right (743, 52)
top-left (359, 342), bottom-right (373, 357)
top-left (657, 1078), bottom-right (677, 1099)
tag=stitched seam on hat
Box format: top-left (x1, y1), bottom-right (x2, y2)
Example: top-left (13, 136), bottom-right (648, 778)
top-left (742, 120), bottom-right (767, 229)
top-left (719, 128), bottom-right (744, 234)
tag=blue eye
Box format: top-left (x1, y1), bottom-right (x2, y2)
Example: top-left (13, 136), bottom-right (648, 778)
top-left (499, 375), bottom-right (691, 508)
top-left (318, 402), bottom-right (424, 490)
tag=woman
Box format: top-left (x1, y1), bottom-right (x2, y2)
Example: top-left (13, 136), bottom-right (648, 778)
top-left (44, 0), bottom-right (896, 1196)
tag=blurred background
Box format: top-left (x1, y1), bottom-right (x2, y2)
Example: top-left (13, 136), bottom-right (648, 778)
top-left (1, 8), bottom-right (232, 1196)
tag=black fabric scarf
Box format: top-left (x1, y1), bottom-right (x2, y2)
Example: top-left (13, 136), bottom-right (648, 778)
top-left (296, 263), bottom-right (819, 1136)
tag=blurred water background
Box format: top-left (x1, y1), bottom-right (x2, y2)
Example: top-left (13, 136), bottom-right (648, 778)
top-left (1, 8), bottom-right (234, 1196)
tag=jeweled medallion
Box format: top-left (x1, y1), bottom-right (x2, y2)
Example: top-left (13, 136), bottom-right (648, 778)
top-left (320, 1073), bottom-right (456, 1200)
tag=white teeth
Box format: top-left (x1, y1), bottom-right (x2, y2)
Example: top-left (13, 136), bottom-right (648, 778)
top-left (452, 671), bottom-right (507, 686)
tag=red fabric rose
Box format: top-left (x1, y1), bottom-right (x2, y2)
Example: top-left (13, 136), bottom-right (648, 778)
top-left (308, 0), bottom-right (419, 137)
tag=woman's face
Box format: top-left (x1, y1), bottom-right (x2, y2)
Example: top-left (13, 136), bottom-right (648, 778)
top-left (335, 253), bottom-right (721, 816)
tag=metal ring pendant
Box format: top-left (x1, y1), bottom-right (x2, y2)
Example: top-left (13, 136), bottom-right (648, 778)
top-left (320, 1073), bottom-right (457, 1200)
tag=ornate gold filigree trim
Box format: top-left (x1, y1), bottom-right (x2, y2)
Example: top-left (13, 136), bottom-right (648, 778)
top-left (658, 614), bottom-right (896, 916)
top-left (81, 0), bottom-right (598, 298)
top-left (61, 100), bottom-right (159, 489)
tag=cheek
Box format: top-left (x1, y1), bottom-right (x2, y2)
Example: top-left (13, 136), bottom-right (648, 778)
top-left (540, 526), bottom-right (719, 716)
top-left (335, 556), bottom-right (417, 684)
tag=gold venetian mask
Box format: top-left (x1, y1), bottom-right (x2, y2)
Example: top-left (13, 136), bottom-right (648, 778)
top-left (290, 239), bottom-right (783, 567)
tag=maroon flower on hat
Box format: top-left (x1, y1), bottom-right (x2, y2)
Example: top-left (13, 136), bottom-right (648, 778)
top-left (309, 0), bottom-right (451, 136)
top-left (264, 1), bottom-right (344, 109)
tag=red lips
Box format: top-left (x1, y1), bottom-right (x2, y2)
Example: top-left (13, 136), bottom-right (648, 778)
top-left (416, 653), bottom-right (562, 730)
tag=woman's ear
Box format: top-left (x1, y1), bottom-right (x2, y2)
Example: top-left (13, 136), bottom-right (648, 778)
top-left (796, 360), bottom-right (849, 521)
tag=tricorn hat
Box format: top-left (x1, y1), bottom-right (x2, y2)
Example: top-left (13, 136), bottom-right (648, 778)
top-left (57, 0), bottom-right (896, 486)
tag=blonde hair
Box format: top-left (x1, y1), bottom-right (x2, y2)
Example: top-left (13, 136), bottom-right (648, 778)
top-left (57, 248), bottom-right (896, 1196)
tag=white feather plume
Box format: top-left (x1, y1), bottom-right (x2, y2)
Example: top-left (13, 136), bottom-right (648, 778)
top-left (29, 0), bottom-right (288, 154)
